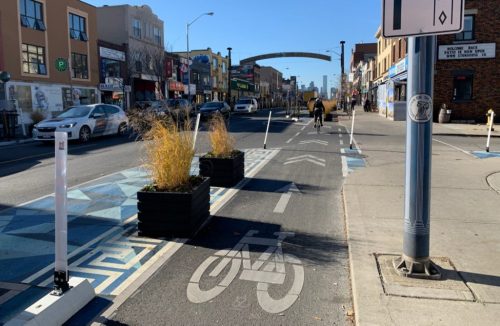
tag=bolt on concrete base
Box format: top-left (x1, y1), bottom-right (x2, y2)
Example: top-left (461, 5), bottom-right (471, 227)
top-left (393, 255), bottom-right (442, 280)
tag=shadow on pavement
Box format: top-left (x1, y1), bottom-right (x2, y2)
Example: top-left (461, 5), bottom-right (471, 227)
top-left (189, 215), bottom-right (348, 268)
top-left (241, 177), bottom-right (329, 194)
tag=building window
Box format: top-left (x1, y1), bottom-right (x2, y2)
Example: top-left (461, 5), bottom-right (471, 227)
top-left (398, 39), bottom-right (402, 58)
top-left (69, 13), bottom-right (87, 41)
top-left (453, 74), bottom-right (473, 101)
top-left (135, 60), bottom-right (142, 73)
top-left (20, 0), bottom-right (45, 31)
top-left (102, 58), bottom-right (121, 78)
top-left (213, 58), bottom-right (218, 70)
top-left (72, 53), bottom-right (88, 79)
top-left (392, 45), bottom-right (396, 63)
top-left (456, 15), bottom-right (474, 41)
top-left (133, 19), bottom-right (141, 38)
top-left (222, 62), bottom-right (226, 73)
top-left (153, 26), bottom-right (161, 45)
top-left (22, 43), bottom-right (46, 75)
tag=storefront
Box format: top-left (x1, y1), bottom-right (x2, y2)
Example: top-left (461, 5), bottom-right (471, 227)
top-left (98, 44), bottom-right (128, 108)
top-left (167, 80), bottom-right (185, 99)
top-left (5, 80), bottom-right (98, 123)
top-left (231, 79), bottom-right (256, 100)
top-left (387, 57), bottom-right (408, 121)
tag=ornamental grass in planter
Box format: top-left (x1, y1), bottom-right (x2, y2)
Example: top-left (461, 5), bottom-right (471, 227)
top-left (137, 119), bottom-right (210, 238)
top-left (199, 113), bottom-right (244, 188)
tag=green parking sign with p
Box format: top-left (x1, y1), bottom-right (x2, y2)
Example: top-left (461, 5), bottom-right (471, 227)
top-left (55, 58), bottom-right (68, 72)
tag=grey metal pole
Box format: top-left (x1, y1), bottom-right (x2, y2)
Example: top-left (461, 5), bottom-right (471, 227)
top-left (186, 23), bottom-right (191, 107)
top-left (393, 36), bottom-right (440, 279)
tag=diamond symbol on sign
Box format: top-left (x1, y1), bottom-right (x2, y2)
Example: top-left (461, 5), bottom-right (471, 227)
top-left (439, 11), bottom-right (447, 25)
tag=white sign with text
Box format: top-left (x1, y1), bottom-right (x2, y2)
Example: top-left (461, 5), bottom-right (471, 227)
top-left (383, 0), bottom-right (464, 37)
top-left (438, 43), bottom-right (496, 60)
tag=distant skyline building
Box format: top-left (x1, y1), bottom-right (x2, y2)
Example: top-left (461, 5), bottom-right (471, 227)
top-left (322, 75), bottom-right (327, 98)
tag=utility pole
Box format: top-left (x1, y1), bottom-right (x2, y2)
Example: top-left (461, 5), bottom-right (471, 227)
top-left (227, 47), bottom-right (232, 106)
top-left (340, 40), bottom-right (345, 110)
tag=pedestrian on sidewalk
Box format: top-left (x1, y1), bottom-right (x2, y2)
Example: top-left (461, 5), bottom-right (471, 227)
top-left (364, 98), bottom-right (371, 112)
top-left (351, 98), bottom-right (357, 112)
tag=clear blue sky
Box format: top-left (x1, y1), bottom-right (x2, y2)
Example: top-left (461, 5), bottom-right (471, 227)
top-left (86, 0), bottom-right (381, 96)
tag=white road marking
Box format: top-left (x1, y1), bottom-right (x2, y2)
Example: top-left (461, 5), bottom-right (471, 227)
top-left (340, 139), bottom-right (344, 145)
top-left (273, 183), bottom-right (300, 214)
top-left (286, 138), bottom-right (294, 144)
top-left (341, 148), bottom-right (349, 177)
top-left (295, 132), bottom-right (301, 137)
top-left (284, 158), bottom-right (326, 167)
top-left (286, 154), bottom-right (326, 162)
top-left (301, 125), bottom-right (306, 131)
top-left (432, 138), bottom-right (475, 157)
top-left (299, 140), bottom-right (328, 146)
top-left (187, 231), bottom-right (304, 314)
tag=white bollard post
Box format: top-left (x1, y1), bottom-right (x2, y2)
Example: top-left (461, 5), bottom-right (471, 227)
top-left (486, 110), bottom-right (494, 152)
top-left (349, 109), bottom-right (356, 150)
top-left (53, 132), bottom-right (69, 295)
top-left (263, 110), bottom-right (272, 149)
top-left (193, 113), bottom-right (201, 151)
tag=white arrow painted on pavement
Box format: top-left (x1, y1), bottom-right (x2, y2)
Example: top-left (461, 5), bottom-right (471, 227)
top-left (284, 155), bottom-right (326, 167)
top-left (286, 154), bottom-right (326, 162)
top-left (273, 183), bottom-right (300, 213)
top-left (299, 140), bottom-right (328, 146)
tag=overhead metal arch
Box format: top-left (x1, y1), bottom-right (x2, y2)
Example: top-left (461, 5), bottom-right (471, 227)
top-left (240, 52), bottom-right (331, 65)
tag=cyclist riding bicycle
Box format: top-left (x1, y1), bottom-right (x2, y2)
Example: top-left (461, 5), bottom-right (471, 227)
top-left (313, 97), bottom-right (325, 128)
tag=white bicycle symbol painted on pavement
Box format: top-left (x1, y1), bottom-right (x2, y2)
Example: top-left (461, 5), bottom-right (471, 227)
top-left (187, 230), bottom-right (305, 314)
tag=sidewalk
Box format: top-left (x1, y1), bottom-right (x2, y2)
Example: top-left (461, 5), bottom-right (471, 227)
top-left (341, 110), bottom-right (500, 325)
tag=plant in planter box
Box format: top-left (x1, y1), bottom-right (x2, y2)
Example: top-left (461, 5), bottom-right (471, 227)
top-left (199, 113), bottom-right (244, 188)
top-left (137, 119), bottom-right (210, 238)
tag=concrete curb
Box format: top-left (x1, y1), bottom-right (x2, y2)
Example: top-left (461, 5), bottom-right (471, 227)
top-left (341, 186), bottom-right (360, 326)
top-left (0, 139), bottom-right (34, 147)
top-left (432, 133), bottom-right (500, 138)
top-left (5, 277), bottom-right (95, 326)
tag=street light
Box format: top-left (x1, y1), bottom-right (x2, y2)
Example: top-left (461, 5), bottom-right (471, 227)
top-left (186, 12), bottom-right (214, 109)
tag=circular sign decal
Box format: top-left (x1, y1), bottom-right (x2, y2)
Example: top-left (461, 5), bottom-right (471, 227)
top-left (55, 58), bottom-right (68, 72)
top-left (408, 94), bottom-right (433, 122)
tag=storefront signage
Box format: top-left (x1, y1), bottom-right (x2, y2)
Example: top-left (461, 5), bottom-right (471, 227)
top-left (99, 83), bottom-right (131, 92)
top-left (99, 47), bottom-right (126, 61)
top-left (438, 43), bottom-right (496, 60)
top-left (168, 81), bottom-right (185, 92)
top-left (389, 57), bottom-right (408, 77)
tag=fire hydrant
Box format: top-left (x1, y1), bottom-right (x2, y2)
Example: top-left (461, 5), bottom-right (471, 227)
top-left (486, 109), bottom-right (495, 131)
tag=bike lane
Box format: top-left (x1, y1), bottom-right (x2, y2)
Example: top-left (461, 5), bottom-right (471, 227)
top-left (103, 118), bottom-right (353, 325)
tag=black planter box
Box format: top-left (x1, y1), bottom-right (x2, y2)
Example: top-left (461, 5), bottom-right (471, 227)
top-left (199, 150), bottom-right (244, 188)
top-left (137, 177), bottom-right (210, 238)
top-left (324, 113), bottom-right (333, 121)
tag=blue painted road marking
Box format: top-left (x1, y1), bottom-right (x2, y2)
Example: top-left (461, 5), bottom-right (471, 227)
top-left (472, 151), bottom-right (500, 159)
top-left (0, 148), bottom-right (280, 319)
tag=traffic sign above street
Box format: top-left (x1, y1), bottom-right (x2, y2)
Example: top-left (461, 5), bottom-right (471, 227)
top-left (383, 0), bottom-right (465, 37)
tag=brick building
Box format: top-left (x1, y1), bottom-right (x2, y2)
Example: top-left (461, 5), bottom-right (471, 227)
top-left (0, 0), bottom-right (99, 123)
top-left (434, 0), bottom-right (499, 123)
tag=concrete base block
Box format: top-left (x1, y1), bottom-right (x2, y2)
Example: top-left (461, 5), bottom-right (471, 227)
top-left (5, 277), bottom-right (95, 326)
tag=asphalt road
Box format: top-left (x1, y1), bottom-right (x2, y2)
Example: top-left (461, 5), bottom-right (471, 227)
top-left (101, 111), bottom-right (354, 325)
top-left (0, 110), bottom-right (285, 212)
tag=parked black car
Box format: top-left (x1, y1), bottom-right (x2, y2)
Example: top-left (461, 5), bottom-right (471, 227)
top-left (199, 101), bottom-right (231, 120)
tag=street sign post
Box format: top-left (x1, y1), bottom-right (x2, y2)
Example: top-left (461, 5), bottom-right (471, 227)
top-left (383, 0), bottom-right (464, 37)
top-left (384, 1), bottom-right (465, 279)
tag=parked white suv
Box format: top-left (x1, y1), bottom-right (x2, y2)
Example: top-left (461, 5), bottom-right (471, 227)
top-left (234, 98), bottom-right (258, 114)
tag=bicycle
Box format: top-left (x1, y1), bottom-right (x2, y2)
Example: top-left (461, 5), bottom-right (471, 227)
top-left (187, 230), bottom-right (304, 314)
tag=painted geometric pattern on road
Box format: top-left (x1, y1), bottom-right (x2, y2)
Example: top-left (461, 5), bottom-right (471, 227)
top-left (472, 151), bottom-right (500, 159)
top-left (341, 148), bottom-right (366, 177)
top-left (0, 148), bottom-right (280, 298)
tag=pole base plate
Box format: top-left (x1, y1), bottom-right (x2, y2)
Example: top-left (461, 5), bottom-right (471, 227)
top-left (393, 255), bottom-right (442, 280)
